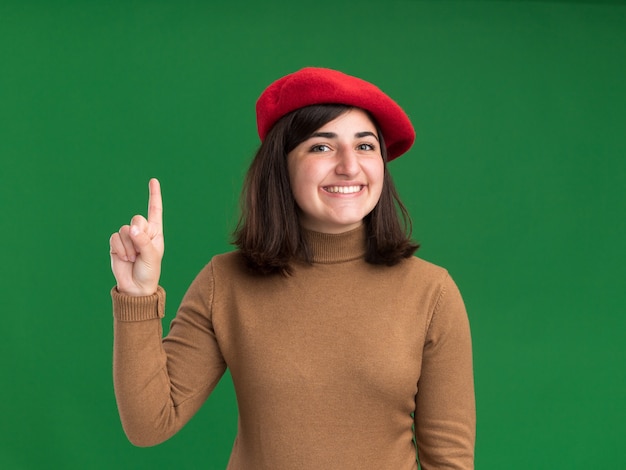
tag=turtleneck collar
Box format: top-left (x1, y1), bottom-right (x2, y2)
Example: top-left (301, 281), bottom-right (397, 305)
top-left (302, 225), bottom-right (367, 264)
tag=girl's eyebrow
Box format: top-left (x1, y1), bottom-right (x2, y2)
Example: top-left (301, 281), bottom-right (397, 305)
top-left (356, 131), bottom-right (379, 141)
top-left (310, 132), bottom-right (337, 139)
top-left (310, 131), bottom-right (379, 141)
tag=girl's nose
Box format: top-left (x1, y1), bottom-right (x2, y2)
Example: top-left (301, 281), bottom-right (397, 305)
top-left (335, 146), bottom-right (359, 177)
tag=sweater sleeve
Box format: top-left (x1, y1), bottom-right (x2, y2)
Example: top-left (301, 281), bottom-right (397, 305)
top-left (112, 262), bottom-right (226, 447)
top-left (415, 274), bottom-right (476, 469)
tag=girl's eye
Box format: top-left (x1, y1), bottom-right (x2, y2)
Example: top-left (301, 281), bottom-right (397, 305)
top-left (357, 143), bottom-right (375, 151)
top-left (310, 144), bottom-right (331, 153)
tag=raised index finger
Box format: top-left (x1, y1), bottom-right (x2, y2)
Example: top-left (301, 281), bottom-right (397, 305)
top-left (147, 178), bottom-right (163, 226)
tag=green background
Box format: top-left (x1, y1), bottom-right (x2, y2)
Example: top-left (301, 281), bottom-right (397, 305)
top-left (1, 1), bottom-right (624, 468)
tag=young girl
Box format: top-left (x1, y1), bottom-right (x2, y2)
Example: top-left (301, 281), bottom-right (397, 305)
top-left (109, 67), bottom-right (475, 469)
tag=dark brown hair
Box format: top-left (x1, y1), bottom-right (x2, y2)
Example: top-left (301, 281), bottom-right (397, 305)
top-left (234, 104), bottom-right (418, 275)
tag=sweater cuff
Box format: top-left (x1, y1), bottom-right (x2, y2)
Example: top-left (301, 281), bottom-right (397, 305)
top-left (111, 286), bottom-right (166, 322)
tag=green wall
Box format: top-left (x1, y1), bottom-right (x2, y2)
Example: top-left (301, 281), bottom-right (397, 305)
top-left (1, 1), bottom-right (624, 468)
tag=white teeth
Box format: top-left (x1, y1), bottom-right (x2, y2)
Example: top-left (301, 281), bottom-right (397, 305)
top-left (325, 185), bottom-right (363, 194)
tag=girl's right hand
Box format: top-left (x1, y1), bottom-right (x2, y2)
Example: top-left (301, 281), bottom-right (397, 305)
top-left (109, 178), bottom-right (164, 296)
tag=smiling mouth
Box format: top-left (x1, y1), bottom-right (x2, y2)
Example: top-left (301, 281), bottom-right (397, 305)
top-left (323, 185), bottom-right (364, 194)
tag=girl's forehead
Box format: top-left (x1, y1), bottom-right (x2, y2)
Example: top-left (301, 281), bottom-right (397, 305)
top-left (313, 109), bottom-right (377, 133)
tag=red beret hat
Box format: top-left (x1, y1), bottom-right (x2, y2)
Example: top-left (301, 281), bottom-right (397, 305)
top-left (256, 67), bottom-right (415, 161)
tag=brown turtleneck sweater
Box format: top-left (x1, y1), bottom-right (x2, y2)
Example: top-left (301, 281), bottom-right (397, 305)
top-left (112, 227), bottom-right (475, 469)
